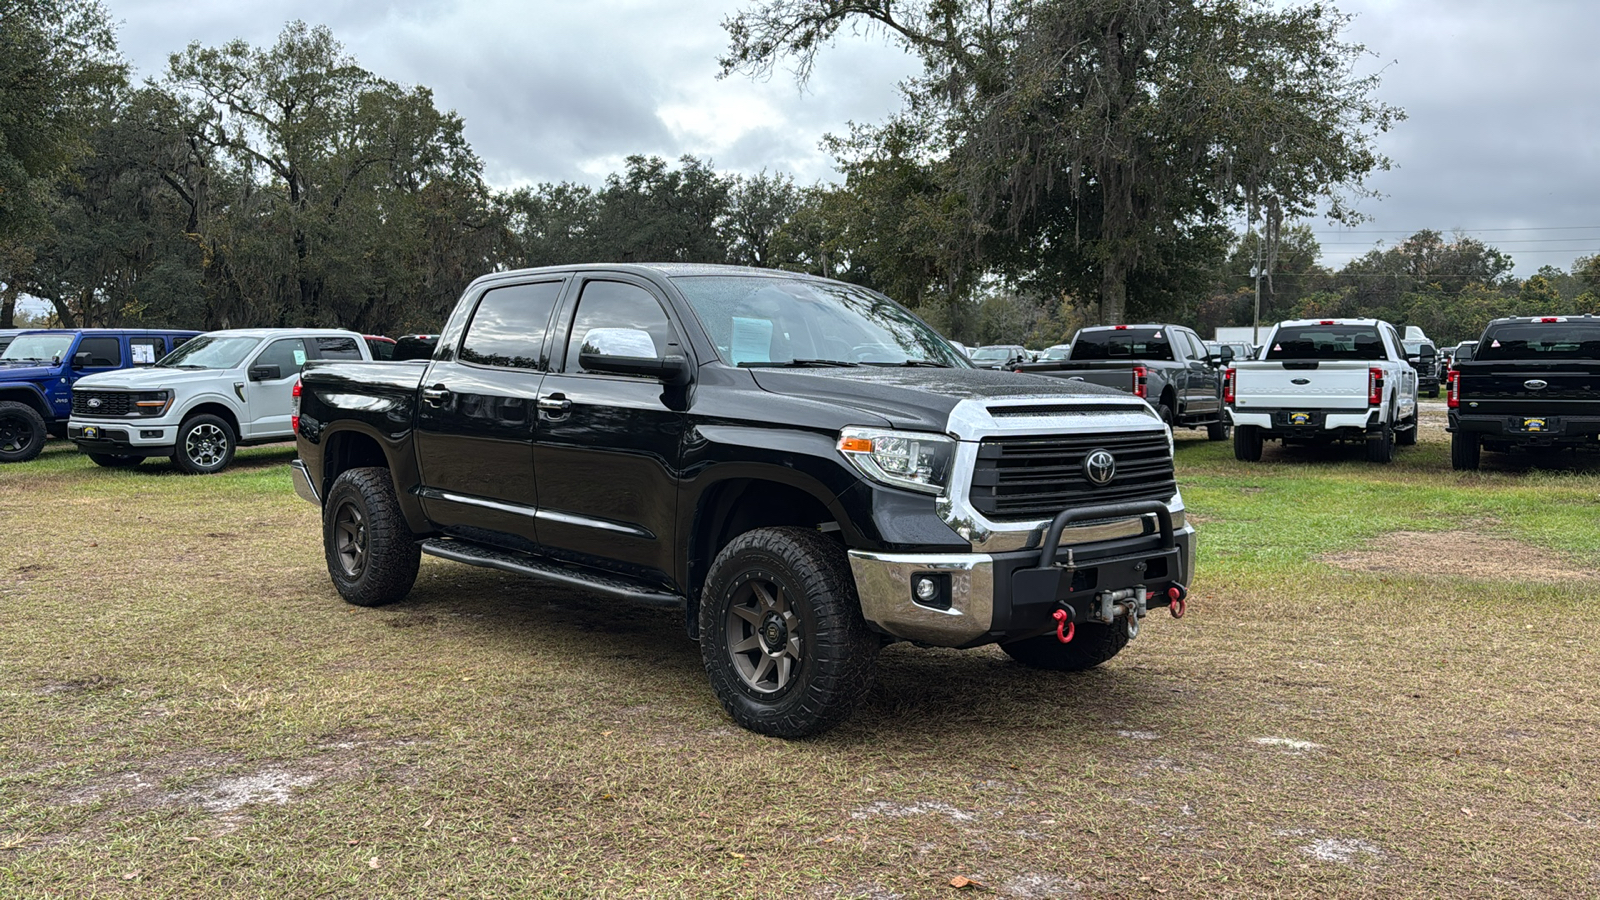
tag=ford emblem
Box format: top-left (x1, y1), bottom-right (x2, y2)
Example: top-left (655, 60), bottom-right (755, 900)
top-left (88, 398), bottom-right (101, 408)
top-left (1524, 379), bottom-right (1548, 390)
top-left (1291, 378), bottom-right (1310, 385)
top-left (1082, 449), bottom-right (1116, 486)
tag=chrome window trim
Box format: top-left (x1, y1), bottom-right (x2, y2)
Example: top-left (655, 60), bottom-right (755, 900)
top-left (937, 396), bottom-right (1184, 552)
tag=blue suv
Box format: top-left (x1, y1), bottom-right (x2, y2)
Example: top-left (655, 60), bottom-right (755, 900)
top-left (0, 328), bottom-right (200, 462)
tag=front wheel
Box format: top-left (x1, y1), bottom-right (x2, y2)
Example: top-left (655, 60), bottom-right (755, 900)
top-left (1451, 431), bottom-right (1481, 470)
top-left (1233, 424), bottom-right (1263, 461)
top-left (1001, 621), bottom-right (1131, 671)
top-left (0, 401), bottom-right (47, 463)
top-left (323, 466), bottom-right (420, 607)
top-left (88, 453), bottom-right (142, 468)
top-left (1397, 414), bottom-right (1418, 446)
top-left (699, 527), bottom-right (878, 738)
top-left (172, 414), bottom-right (236, 474)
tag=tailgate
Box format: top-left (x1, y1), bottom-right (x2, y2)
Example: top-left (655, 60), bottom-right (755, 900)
top-left (1031, 362), bottom-right (1138, 393)
top-left (1232, 361), bottom-right (1372, 410)
top-left (1457, 362), bottom-right (1600, 415)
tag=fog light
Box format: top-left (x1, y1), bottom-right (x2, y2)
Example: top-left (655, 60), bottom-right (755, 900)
top-left (910, 573), bottom-right (951, 610)
top-left (141, 429), bottom-right (161, 439)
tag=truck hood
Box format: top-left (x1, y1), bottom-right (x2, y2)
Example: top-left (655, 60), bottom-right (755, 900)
top-left (749, 366), bottom-right (1132, 432)
top-left (73, 367), bottom-right (237, 391)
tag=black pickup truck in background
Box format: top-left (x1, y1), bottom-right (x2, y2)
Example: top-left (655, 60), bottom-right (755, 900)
top-left (1015, 324), bottom-right (1232, 440)
top-left (1448, 315), bottom-right (1600, 469)
top-left (291, 264), bottom-right (1196, 738)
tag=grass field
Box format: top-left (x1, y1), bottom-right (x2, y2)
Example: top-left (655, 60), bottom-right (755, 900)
top-left (3, 405), bottom-right (1598, 898)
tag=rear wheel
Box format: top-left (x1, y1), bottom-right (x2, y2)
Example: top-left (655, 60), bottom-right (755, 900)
top-left (0, 401), bottom-right (47, 463)
top-left (700, 527), bottom-right (878, 738)
top-left (1206, 419), bottom-right (1230, 441)
top-left (88, 453), bottom-right (141, 467)
top-left (323, 466), bottom-right (420, 607)
top-left (1451, 431), bottom-right (1481, 470)
top-left (1233, 424), bottom-right (1263, 461)
top-left (1002, 622), bottom-right (1131, 671)
top-left (1366, 422), bottom-right (1395, 463)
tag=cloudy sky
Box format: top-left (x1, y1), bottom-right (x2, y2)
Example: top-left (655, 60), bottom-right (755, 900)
top-left (101, 0), bottom-right (1600, 277)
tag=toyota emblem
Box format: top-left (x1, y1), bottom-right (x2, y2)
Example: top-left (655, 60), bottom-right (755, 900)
top-left (1083, 449), bottom-right (1116, 486)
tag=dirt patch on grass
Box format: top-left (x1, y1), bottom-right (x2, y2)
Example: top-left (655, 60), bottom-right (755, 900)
top-left (1321, 530), bottom-right (1599, 582)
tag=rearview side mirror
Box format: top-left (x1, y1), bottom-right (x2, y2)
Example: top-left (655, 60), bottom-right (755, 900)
top-left (248, 364), bottom-right (282, 382)
top-left (72, 351), bottom-right (91, 369)
top-left (578, 327), bottom-right (691, 385)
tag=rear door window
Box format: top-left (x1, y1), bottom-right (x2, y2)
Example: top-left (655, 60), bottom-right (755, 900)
top-left (459, 281), bottom-right (565, 370)
top-left (129, 337), bottom-right (164, 365)
top-left (1264, 325), bottom-right (1386, 361)
top-left (312, 336), bottom-right (363, 360)
top-left (1070, 329), bottom-right (1175, 361)
top-left (1476, 322), bottom-right (1600, 360)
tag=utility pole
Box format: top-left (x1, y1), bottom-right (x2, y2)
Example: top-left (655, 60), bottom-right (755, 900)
top-left (1252, 213), bottom-right (1262, 345)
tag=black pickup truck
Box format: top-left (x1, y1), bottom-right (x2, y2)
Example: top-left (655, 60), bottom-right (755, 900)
top-left (291, 264), bottom-right (1196, 737)
top-left (1015, 324), bottom-right (1231, 440)
top-left (1447, 315), bottom-right (1600, 469)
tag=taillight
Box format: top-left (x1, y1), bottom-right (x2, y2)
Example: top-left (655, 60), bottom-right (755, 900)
top-left (1447, 369), bottom-right (1460, 409)
top-left (292, 379), bottom-right (302, 433)
top-left (1368, 367), bottom-right (1384, 406)
top-left (1319, 320), bottom-right (1335, 325)
top-left (1132, 365), bottom-right (1148, 398)
top-left (1223, 367), bottom-right (1236, 404)
top-left (1114, 324), bottom-right (1128, 330)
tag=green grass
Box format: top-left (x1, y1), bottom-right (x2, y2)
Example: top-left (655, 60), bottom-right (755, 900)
top-left (2, 416), bottom-right (1598, 898)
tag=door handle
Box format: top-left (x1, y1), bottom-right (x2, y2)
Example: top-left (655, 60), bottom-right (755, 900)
top-left (537, 394), bottom-right (572, 413)
top-left (421, 385), bottom-right (451, 407)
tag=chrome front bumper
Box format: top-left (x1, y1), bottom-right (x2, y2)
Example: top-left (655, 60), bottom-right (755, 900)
top-left (291, 459), bottom-right (321, 505)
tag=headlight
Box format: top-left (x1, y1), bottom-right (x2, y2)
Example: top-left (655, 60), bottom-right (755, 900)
top-left (134, 390), bottom-right (173, 416)
top-left (837, 427), bottom-right (956, 495)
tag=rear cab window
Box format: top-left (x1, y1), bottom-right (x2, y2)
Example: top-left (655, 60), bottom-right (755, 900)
top-left (1264, 324), bottom-right (1386, 361)
top-left (311, 336), bottom-right (364, 361)
top-left (1475, 321), bottom-right (1600, 361)
top-left (1070, 328), bottom-right (1175, 361)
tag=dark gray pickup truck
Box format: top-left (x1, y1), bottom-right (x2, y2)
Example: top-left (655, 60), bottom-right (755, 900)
top-left (1448, 315), bottom-right (1600, 469)
top-left (1015, 324), bottom-right (1232, 440)
top-left (291, 264), bottom-right (1196, 737)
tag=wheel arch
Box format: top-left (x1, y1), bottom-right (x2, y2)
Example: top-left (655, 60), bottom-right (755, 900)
top-left (0, 385), bottom-right (52, 419)
top-left (177, 400), bottom-right (242, 438)
top-left (317, 421), bottom-right (430, 533)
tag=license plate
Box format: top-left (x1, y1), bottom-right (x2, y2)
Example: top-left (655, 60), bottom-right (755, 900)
top-left (81, 426), bottom-right (100, 439)
top-left (1288, 411), bottom-right (1313, 426)
top-left (1523, 417), bottom-right (1547, 432)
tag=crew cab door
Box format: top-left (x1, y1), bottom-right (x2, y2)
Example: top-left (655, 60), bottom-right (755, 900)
top-left (532, 276), bottom-right (688, 589)
top-left (1177, 330), bottom-right (1220, 417)
top-left (240, 337), bottom-right (309, 439)
top-left (414, 278), bottom-right (567, 551)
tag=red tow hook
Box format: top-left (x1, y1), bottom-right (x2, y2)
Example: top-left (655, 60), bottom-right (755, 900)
top-left (1052, 607), bottom-right (1075, 644)
top-left (1168, 585), bottom-right (1188, 619)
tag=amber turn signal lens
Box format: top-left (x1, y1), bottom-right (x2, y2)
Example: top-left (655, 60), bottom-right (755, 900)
top-left (838, 436), bottom-right (874, 453)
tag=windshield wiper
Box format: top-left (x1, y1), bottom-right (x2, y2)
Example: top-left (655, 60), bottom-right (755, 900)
top-left (862, 360), bottom-right (951, 368)
top-left (739, 359), bottom-right (860, 368)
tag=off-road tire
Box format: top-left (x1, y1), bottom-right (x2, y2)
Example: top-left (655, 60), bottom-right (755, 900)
top-left (699, 526), bottom-right (878, 738)
top-left (1001, 621), bottom-right (1132, 671)
top-left (171, 414), bottom-right (236, 474)
top-left (88, 453), bottom-right (141, 467)
top-left (0, 401), bottom-right (48, 463)
top-left (1233, 424), bottom-right (1263, 461)
top-left (1396, 413), bottom-right (1418, 446)
top-left (1451, 431), bottom-right (1481, 471)
top-left (1206, 420), bottom-right (1230, 441)
top-left (1366, 422), bottom-right (1395, 463)
top-left (323, 466), bottom-right (420, 607)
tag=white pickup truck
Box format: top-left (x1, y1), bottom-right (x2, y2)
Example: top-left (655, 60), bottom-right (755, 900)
top-left (1224, 318), bottom-right (1419, 463)
top-left (66, 328), bottom-right (370, 473)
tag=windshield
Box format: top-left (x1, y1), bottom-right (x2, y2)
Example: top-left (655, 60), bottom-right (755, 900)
top-left (1070, 328), bottom-right (1175, 361)
top-left (1475, 322), bottom-right (1600, 361)
top-left (671, 275), bottom-right (969, 368)
top-left (1264, 325), bottom-right (1386, 361)
top-left (1, 333), bottom-right (74, 364)
top-left (157, 334), bottom-right (262, 369)
top-left (1041, 345), bottom-right (1070, 360)
top-left (1403, 340), bottom-right (1435, 356)
top-left (970, 346), bottom-right (1018, 361)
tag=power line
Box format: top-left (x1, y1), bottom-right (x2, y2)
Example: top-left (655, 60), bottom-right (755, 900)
top-left (1311, 225), bottom-right (1600, 235)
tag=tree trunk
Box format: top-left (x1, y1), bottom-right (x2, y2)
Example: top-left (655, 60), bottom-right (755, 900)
top-left (1, 281), bottom-right (16, 328)
top-left (1098, 254), bottom-right (1128, 325)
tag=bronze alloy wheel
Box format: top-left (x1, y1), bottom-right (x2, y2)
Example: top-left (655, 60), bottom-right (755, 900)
top-left (331, 499), bottom-right (368, 579)
top-left (723, 574), bottom-right (804, 694)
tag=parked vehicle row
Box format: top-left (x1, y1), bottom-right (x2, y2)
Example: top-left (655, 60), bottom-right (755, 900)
top-left (1447, 315), bottom-right (1600, 469)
